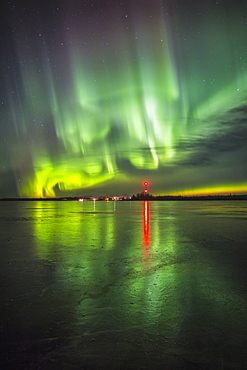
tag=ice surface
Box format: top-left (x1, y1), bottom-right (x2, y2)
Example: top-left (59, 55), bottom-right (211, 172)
top-left (0, 200), bottom-right (247, 369)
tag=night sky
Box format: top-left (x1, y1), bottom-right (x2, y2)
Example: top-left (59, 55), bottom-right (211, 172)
top-left (1, 0), bottom-right (247, 197)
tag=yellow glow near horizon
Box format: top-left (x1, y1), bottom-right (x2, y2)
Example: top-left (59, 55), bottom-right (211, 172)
top-left (168, 184), bottom-right (247, 197)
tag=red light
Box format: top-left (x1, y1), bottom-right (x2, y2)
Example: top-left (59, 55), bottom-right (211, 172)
top-left (144, 189), bottom-right (148, 193)
top-left (144, 181), bottom-right (148, 186)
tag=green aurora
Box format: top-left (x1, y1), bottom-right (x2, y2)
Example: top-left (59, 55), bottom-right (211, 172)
top-left (1, 0), bottom-right (247, 197)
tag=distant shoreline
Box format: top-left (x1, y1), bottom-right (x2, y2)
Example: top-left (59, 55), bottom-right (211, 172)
top-left (1, 195), bottom-right (247, 201)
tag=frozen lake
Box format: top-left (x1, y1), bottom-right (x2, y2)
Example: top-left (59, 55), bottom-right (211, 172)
top-left (1, 200), bottom-right (247, 369)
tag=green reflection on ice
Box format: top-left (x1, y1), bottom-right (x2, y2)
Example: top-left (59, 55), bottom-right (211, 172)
top-left (30, 200), bottom-right (247, 352)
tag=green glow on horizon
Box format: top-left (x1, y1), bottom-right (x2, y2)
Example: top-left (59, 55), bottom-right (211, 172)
top-left (169, 184), bottom-right (247, 197)
top-left (18, 159), bottom-right (115, 198)
top-left (4, 2), bottom-right (247, 197)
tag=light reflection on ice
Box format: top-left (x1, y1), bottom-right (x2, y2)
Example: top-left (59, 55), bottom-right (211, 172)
top-left (1, 200), bottom-right (247, 368)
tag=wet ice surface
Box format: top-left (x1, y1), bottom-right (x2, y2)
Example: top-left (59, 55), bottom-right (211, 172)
top-left (1, 200), bottom-right (247, 369)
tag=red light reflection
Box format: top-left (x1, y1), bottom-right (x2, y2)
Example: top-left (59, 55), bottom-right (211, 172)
top-left (142, 201), bottom-right (152, 265)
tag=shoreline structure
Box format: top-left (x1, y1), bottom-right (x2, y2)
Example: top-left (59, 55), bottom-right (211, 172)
top-left (1, 194), bottom-right (247, 201)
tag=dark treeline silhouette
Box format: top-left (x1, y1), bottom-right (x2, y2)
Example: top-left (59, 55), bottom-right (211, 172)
top-left (1, 193), bottom-right (247, 201)
top-left (131, 192), bottom-right (247, 201)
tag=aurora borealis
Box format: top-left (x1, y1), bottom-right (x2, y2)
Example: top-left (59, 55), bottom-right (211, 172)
top-left (1, 0), bottom-right (247, 197)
